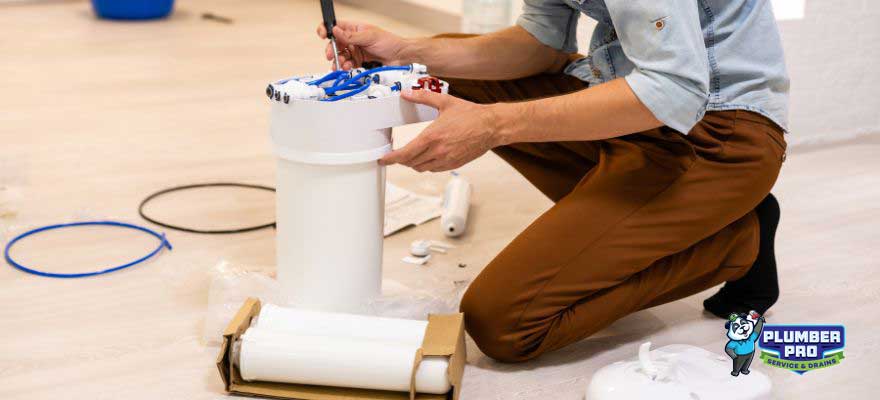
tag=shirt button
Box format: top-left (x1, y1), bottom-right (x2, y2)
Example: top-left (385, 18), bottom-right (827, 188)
top-left (655, 20), bottom-right (665, 30)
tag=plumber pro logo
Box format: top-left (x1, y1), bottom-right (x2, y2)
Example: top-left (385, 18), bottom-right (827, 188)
top-left (758, 325), bottom-right (845, 374)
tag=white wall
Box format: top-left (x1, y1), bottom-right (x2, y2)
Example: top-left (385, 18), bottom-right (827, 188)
top-left (568, 0), bottom-right (880, 145)
top-left (774, 0), bottom-right (880, 145)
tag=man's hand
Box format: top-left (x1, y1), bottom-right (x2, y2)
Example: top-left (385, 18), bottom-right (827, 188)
top-left (316, 20), bottom-right (408, 70)
top-left (379, 89), bottom-right (501, 172)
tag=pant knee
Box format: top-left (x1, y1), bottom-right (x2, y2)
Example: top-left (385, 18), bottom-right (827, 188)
top-left (459, 287), bottom-right (541, 363)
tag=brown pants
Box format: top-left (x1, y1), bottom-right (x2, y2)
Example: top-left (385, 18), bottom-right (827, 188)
top-left (446, 72), bottom-right (787, 363)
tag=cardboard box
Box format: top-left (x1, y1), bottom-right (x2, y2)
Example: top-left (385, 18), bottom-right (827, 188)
top-left (216, 298), bottom-right (466, 400)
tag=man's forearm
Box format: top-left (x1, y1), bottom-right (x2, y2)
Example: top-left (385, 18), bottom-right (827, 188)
top-left (399, 26), bottom-right (569, 80)
top-left (490, 78), bottom-right (664, 145)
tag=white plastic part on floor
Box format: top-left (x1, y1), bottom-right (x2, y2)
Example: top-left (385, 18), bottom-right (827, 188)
top-left (586, 342), bottom-right (772, 400)
top-left (270, 83), bottom-right (442, 312)
top-left (440, 174), bottom-right (471, 237)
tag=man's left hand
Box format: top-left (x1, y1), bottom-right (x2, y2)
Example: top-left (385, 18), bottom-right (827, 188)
top-left (379, 89), bottom-right (501, 172)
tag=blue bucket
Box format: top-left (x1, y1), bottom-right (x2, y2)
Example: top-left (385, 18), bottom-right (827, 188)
top-left (91, 0), bottom-right (175, 20)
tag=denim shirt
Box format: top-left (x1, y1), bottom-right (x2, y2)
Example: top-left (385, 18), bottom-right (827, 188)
top-left (517, 0), bottom-right (790, 134)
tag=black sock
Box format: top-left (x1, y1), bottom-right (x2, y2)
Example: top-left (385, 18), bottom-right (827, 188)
top-left (704, 194), bottom-right (780, 318)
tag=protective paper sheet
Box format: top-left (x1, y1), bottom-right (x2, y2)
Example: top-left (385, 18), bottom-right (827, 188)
top-left (384, 182), bottom-right (442, 236)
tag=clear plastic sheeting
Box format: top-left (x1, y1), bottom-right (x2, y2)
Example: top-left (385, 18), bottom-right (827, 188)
top-left (362, 278), bottom-right (467, 320)
top-left (202, 260), bottom-right (467, 346)
top-left (203, 261), bottom-right (285, 346)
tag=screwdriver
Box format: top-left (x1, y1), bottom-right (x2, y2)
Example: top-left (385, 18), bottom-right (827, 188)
top-left (320, 0), bottom-right (342, 71)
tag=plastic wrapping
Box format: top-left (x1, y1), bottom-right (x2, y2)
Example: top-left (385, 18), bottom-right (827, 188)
top-left (203, 261), bottom-right (283, 345)
top-left (361, 278), bottom-right (467, 319)
top-left (202, 260), bottom-right (468, 346)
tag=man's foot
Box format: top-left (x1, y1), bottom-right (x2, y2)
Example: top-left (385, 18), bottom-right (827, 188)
top-left (731, 371), bottom-right (740, 377)
top-left (704, 194), bottom-right (781, 318)
top-left (741, 369), bottom-right (750, 375)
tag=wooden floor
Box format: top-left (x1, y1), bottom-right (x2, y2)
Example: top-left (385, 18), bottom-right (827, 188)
top-left (1, 1), bottom-right (877, 399)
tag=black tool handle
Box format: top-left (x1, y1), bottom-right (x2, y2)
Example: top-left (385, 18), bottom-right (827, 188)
top-left (320, 0), bottom-right (337, 39)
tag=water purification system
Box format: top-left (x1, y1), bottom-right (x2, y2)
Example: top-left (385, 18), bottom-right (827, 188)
top-left (266, 65), bottom-right (448, 312)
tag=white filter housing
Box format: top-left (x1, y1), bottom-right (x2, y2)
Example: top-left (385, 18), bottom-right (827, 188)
top-left (270, 85), bottom-right (441, 312)
top-left (587, 343), bottom-right (772, 400)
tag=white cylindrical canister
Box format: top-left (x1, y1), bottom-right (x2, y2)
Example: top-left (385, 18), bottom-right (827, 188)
top-left (276, 157), bottom-right (385, 311)
top-left (256, 303), bottom-right (428, 345)
top-left (269, 88), bottom-right (440, 312)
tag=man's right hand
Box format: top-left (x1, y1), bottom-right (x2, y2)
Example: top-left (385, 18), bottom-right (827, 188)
top-left (316, 21), bottom-right (409, 70)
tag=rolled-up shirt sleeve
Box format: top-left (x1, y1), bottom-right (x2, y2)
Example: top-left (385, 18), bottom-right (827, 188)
top-left (607, 0), bottom-right (710, 134)
top-left (516, 0), bottom-right (580, 53)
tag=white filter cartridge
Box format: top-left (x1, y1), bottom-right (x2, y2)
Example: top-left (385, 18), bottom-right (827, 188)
top-left (256, 303), bottom-right (428, 345)
top-left (236, 326), bottom-right (451, 394)
top-left (441, 175), bottom-right (471, 237)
